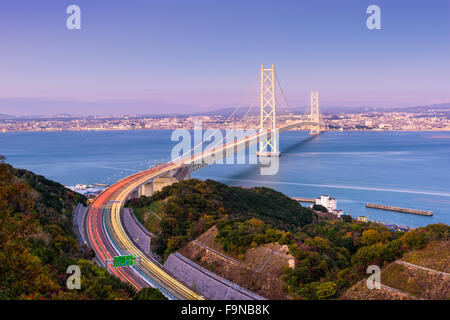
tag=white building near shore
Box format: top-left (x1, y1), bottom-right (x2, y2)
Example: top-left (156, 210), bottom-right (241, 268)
top-left (314, 195), bottom-right (344, 217)
top-left (316, 195), bottom-right (337, 211)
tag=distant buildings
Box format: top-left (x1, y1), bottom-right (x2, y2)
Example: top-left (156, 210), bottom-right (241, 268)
top-left (1, 108), bottom-right (450, 132)
top-left (66, 184), bottom-right (105, 199)
top-left (381, 222), bottom-right (410, 232)
top-left (73, 184), bottom-right (88, 191)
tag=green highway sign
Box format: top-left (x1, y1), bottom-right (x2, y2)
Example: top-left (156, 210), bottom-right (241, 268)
top-left (113, 255), bottom-right (136, 267)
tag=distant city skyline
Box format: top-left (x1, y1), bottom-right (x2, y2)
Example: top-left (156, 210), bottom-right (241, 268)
top-left (0, 0), bottom-right (449, 116)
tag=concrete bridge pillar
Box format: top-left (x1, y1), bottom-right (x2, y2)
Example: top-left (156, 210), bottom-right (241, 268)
top-left (152, 177), bottom-right (178, 194)
top-left (138, 182), bottom-right (154, 197)
top-left (135, 165), bottom-right (190, 198)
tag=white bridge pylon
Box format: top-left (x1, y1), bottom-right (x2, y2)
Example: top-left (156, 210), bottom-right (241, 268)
top-left (257, 64), bottom-right (281, 157)
top-left (257, 65), bottom-right (322, 156)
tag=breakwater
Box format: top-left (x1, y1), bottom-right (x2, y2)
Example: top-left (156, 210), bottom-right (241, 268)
top-left (292, 197), bottom-right (316, 203)
top-left (366, 203), bottom-right (433, 216)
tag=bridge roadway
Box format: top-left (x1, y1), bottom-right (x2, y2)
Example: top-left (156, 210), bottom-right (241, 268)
top-left (82, 120), bottom-right (315, 300)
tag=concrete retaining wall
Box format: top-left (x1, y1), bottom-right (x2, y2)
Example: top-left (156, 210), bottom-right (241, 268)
top-left (121, 208), bottom-right (152, 255)
top-left (164, 252), bottom-right (266, 300)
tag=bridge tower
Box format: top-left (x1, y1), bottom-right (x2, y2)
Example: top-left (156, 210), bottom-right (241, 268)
top-left (309, 89), bottom-right (320, 135)
top-left (257, 64), bottom-right (280, 157)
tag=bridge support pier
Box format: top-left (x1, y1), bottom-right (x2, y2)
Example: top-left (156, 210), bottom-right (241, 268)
top-left (134, 165), bottom-right (191, 198)
top-left (138, 181), bottom-right (155, 197)
top-left (256, 151), bottom-right (281, 157)
top-left (139, 177), bottom-right (178, 197)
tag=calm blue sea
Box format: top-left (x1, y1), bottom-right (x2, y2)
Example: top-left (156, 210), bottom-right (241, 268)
top-left (1, 130), bottom-right (449, 228)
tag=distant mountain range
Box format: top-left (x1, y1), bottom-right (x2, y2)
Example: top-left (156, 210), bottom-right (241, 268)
top-left (187, 103), bottom-right (450, 116)
top-left (0, 114), bottom-right (17, 119)
top-left (1, 103), bottom-right (449, 119)
top-left (0, 113), bottom-right (86, 120)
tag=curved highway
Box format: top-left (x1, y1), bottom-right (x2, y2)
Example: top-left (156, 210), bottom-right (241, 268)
top-left (84, 162), bottom-right (203, 299)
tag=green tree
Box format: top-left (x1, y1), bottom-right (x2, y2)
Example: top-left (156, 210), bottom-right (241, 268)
top-left (133, 287), bottom-right (167, 300)
top-left (316, 281), bottom-right (337, 300)
top-left (351, 243), bottom-right (387, 271)
top-left (312, 204), bottom-right (328, 213)
top-left (360, 229), bottom-right (382, 246)
top-left (342, 215), bottom-right (352, 223)
top-left (400, 229), bottom-right (429, 250)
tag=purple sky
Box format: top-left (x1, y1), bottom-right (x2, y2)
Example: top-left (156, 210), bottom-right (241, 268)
top-left (0, 0), bottom-right (449, 116)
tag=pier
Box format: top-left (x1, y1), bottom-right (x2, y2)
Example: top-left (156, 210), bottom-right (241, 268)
top-left (365, 203), bottom-right (433, 216)
top-left (292, 197), bottom-right (316, 203)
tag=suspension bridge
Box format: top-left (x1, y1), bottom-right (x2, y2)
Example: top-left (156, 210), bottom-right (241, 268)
top-left (78, 64), bottom-right (323, 299)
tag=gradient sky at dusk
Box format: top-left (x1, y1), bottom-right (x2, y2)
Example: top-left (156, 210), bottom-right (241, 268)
top-left (0, 0), bottom-right (449, 115)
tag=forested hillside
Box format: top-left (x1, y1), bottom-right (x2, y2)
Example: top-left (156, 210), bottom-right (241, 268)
top-left (0, 162), bottom-right (165, 300)
top-left (127, 178), bottom-right (314, 258)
